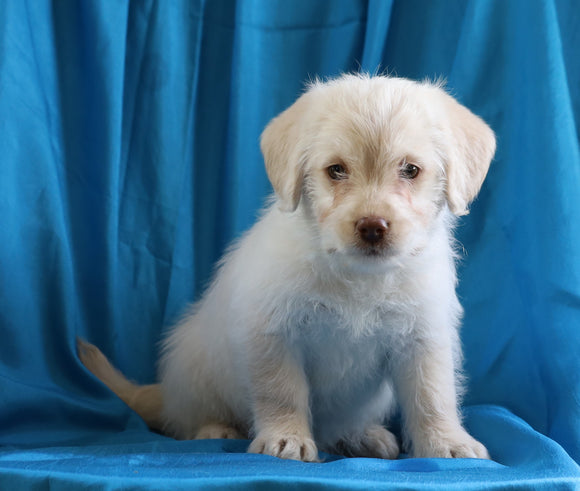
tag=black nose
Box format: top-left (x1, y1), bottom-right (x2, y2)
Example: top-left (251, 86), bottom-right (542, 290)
top-left (356, 216), bottom-right (389, 244)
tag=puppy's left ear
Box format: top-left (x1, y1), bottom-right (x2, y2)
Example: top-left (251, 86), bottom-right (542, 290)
top-left (437, 90), bottom-right (496, 216)
top-left (260, 93), bottom-right (312, 212)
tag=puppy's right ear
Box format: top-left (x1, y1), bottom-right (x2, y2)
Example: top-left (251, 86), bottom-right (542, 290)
top-left (260, 94), bottom-right (311, 212)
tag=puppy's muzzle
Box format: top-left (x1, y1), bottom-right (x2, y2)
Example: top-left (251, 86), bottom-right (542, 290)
top-left (355, 216), bottom-right (389, 245)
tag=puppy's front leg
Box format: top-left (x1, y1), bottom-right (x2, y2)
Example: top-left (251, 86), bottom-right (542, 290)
top-left (247, 332), bottom-right (318, 462)
top-left (393, 336), bottom-right (489, 459)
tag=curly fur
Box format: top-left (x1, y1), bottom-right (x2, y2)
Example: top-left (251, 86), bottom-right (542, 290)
top-left (79, 74), bottom-right (495, 462)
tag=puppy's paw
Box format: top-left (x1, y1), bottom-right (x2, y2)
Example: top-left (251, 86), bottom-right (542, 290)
top-left (249, 432), bottom-right (319, 462)
top-left (337, 425), bottom-right (399, 459)
top-left (195, 423), bottom-right (242, 440)
top-left (413, 429), bottom-right (490, 459)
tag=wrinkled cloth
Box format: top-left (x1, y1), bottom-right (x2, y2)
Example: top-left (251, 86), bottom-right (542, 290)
top-left (0, 0), bottom-right (579, 489)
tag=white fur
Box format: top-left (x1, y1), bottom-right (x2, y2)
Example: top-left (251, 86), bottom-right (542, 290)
top-left (79, 74), bottom-right (495, 462)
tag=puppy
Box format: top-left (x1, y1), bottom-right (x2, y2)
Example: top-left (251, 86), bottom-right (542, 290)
top-left (79, 74), bottom-right (495, 462)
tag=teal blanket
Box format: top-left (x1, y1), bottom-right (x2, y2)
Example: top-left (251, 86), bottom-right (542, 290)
top-left (0, 0), bottom-right (579, 488)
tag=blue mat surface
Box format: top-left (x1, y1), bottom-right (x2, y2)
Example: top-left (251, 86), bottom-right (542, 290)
top-left (1, 0), bottom-right (579, 489)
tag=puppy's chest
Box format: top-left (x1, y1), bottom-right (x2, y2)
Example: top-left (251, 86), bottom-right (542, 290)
top-left (286, 300), bottom-right (409, 388)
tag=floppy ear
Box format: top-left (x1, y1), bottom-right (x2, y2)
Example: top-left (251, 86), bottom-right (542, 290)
top-left (260, 93), bottom-right (311, 212)
top-left (437, 91), bottom-right (496, 216)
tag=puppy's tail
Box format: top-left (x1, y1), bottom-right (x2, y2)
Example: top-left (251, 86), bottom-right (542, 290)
top-left (77, 338), bottom-right (164, 432)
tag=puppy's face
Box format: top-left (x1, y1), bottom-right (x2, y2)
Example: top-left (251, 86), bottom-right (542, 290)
top-left (261, 76), bottom-right (496, 271)
top-left (304, 96), bottom-right (446, 266)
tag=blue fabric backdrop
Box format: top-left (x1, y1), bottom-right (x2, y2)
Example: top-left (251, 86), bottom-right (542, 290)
top-left (1, 0), bottom-right (579, 489)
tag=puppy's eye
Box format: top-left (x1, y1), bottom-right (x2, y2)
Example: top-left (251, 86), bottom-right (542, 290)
top-left (400, 160), bottom-right (420, 180)
top-left (327, 163), bottom-right (349, 181)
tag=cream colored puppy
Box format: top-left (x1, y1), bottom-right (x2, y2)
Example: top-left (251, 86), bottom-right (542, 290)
top-left (79, 74), bottom-right (495, 462)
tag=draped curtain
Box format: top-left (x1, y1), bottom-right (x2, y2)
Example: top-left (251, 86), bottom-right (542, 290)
top-left (0, 0), bottom-right (579, 488)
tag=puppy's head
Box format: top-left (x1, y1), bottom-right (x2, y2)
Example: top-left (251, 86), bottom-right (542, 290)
top-left (261, 75), bottom-right (495, 270)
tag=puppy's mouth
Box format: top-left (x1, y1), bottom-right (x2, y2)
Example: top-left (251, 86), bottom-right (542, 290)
top-left (355, 245), bottom-right (391, 259)
top-left (326, 245), bottom-right (393, 260)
